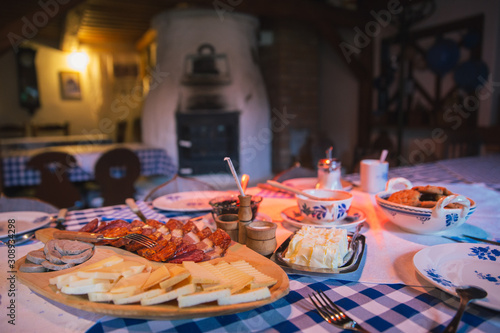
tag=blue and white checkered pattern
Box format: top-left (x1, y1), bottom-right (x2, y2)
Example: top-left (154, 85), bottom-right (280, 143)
top-left (2, 146), bottom-right (177, 187)
top-left (85, 276), bottom-right (499, 333)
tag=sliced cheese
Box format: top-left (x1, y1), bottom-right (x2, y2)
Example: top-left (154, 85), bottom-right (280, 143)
top-left (68, 277), bottom-right (110, 288)
top-left (217, 287), bottom-right (271, 305)
top-left (141, 283), bottom-right (196, 306)
top-left (76, 270), bottom-right (122, 281)
top-left (113, 288), bottom-right (164, 305)
top-left (183, 261), bottom-right (220, 284)
top-left (79, 256), bottom-right (124, 271)
top-left (110, 271), bottom-right (150, 294)
top-left (177, 288), bottom-right (231, 308)
top-left (215, 261), bottom-right (254, 294)
top-left (142, 265), bottom-right (170, 290)
top-left (88, 291), bottom-right (134, 302)
top-left (61, 281), bottom-right (111, 294)
top-left (198, 262), bottom-right (233, 291)
top-left (229, 260), bottom-right (277, 288)
top-left (49, 271), bottom-right (74, 287)
top-left (159, 265), bottom-right (190, 290)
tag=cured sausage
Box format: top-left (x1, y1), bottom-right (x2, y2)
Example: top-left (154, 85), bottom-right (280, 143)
top-left (78, 217), bottom-right (232, 263)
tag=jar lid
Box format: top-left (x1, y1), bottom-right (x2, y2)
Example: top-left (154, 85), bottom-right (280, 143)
top-left (318, 158), bottom-right (340, 169)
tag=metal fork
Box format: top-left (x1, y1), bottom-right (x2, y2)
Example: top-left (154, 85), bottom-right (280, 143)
top-left (310, 290), bottom-right (370, 332)
top-left (53, 230), bottom-right (157, 248)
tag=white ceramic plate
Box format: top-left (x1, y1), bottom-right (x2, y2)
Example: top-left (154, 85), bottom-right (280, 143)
top-left (282, 177), bottom-right (353, 191)
top-left (280, 206), bottom-right (366, 230)
top-left (414, 243), bottom-right (500, 311)
top-left (152, 191), bottom-right (227, 212)
top-left (0, 211), bottom-right (52, 239)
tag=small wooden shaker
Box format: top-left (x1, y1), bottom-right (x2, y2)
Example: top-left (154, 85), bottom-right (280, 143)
top-left (245, 221), bottom-right (277, 257)
top-left (237, 194), bottom-right (253, 244)
top-left (214, 214), bottom-right (239, 242)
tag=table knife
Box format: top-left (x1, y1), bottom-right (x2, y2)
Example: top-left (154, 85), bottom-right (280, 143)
top-left (462, 234), bottom-right (500, 246)
top-left (125, 198), bottom-right (147, 222)
top-left (55, 208), bottom-right (68, 230)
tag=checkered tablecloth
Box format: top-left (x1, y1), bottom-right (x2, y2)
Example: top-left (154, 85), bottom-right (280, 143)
top-left (29, 200), bottom-right (494, 333)
top-left (85, 277), bottom-right (499, 333)
top-left (2, 144), bottom-right (177, 187)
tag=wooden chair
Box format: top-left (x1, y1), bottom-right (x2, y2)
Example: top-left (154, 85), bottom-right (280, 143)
top-left (94, 148), bottom-right (141, 206)
top-left (133, 117), bottom-right (142, 142)
top-left (0, 195), bottom-right (58, 213)
top-left (31, 122), bottom-right (70, 136)
top-left (0, 123), bottom-right (27, 138)
top-left (116, 120), bottom-right (127, 143)
top-left (272, 162), bottom-right (316, 182)
top-left (27, 152), bottom-right (82, 208)
top-left (144, 174), bottom-right (216, 202)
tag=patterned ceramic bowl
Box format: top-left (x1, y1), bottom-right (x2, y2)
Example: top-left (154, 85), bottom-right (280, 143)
top-left (296, 189), bottom-right (353, 224)
top-left (375, 178), bottom-right (476, 234)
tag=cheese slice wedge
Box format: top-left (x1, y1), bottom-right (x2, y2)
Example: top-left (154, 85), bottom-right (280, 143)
top-left (215, 261), bottom-right (253, 294)
top-left (142, 265), bottom-right (170, 290)
top-left (49, 272), bottom-right (75, 289)
top-left (68, 277), bottom-right (110, 288)
top-left (88, 291), bottom-right (134, 302)
top-left (177, 288), bottom-right (230, 308)
top-left (110, 271), bottom-right (150, 294)
top-left (159, 265), bottom-right (190, 290)
top-left (141, 283), bottom-right (196, 306)
top-left (183, 261), bottom-right (220, 284)
top-left (217, 287), bottom-right (271, 305)
top-left (79, 256), bottom-right (124, 271)
top-left (61, 281), bottom-right (112, 294)
top-left (198, 262), bottom-right (233, 291)
top-left (229, 260), bottom-right (277, 288)
top-left (113, 288), bottom-right (164, 305)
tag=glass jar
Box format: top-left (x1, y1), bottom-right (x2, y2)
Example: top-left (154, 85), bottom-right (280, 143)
top-left (316, 158), bottom-right (342, 190)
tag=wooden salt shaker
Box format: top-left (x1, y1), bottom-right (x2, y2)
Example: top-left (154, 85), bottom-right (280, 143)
top-left (237, 194), bottom-right (253, 244)
top-left (245, 221), bottom-right (277, 257)
top-left (214, 214), bottom-right (239, 242)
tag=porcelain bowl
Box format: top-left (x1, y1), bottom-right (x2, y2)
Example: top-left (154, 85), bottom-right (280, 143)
top-left (296, 189), bottom-right (353, 224)
top-left (375, 178), bottom-right (476, 234)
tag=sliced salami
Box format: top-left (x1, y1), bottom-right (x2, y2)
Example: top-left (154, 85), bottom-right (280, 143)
top-left (26, 249), bottom-right (47, 265)
top-left (19, 263), bottom-right (47, 273)
top-left (42, 260), bottom-right (75, 271)
top-left (44, 240), bottom-right (65, 264)
top-left (61, 248), bottom-right (93, 264)
top-left (54, 239), bottom-right (94, 255)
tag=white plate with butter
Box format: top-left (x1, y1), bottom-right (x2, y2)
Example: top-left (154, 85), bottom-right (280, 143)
top-left (280, 206), bottom-right (366, 230)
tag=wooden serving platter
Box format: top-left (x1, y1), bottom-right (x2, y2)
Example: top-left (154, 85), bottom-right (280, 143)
top-left (15, 232), bottom-right (290, 320)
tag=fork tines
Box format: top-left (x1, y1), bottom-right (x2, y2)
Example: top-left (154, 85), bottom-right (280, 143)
top-left (124, 233), bottom-right (156, 248)
top-left (309, 290), bottom-right (368, 332)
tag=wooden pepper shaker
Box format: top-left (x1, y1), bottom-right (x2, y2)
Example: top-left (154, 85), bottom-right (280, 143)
top-left (238, 194), bottom-right (253, 244)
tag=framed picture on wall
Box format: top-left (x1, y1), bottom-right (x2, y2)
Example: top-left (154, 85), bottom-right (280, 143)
top-left (59, 71), bottom-right (82, 100)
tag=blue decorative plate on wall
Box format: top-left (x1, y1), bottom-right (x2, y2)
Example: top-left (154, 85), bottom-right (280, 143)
top-left (414, 243), bottom-right (500, 311)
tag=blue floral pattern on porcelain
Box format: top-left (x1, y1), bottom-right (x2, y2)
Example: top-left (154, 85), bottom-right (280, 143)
top-left (300, 203), bottom-right (328, 220)
top-left (468, 246), bottom-right (500, 261)
top-left (445, 213), bottom-right (459, 227)
top-left (336, 203), bottom-right (347, 219)
top-left (424, 268), bottom-right (455, 287)
top-left (475, 271), bottom-right (500, 285)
